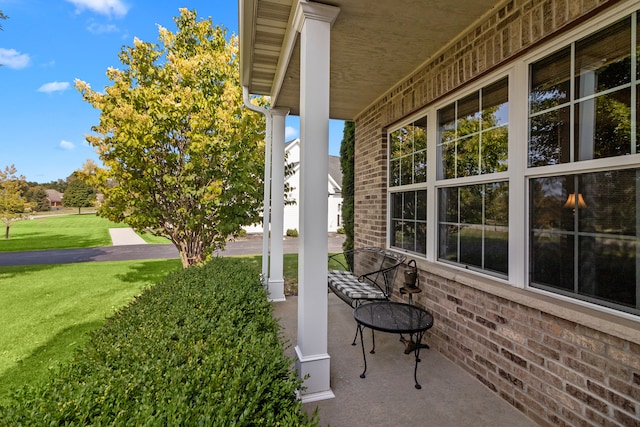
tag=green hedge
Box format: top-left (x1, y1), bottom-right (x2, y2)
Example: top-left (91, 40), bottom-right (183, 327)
top-left (0, 258), bottom-right (317, 426)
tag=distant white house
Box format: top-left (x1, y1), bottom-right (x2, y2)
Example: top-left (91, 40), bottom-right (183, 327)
top-left (244, 138), bottom-right (343, 234)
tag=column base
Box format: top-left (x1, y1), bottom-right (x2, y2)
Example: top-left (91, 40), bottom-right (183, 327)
top-left (267, 278), bottom-right (286, 302)
top-left (295, 345), bottom-right (334, 402)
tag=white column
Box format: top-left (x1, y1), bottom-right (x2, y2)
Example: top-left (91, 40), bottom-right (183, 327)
top-left (294, 1), bottom-right (339, 403)
top-left (268, 108), bottom-right (289, 302)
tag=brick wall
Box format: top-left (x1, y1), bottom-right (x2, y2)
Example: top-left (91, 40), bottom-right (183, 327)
top-left (354, 0), bottom-right (639, 425)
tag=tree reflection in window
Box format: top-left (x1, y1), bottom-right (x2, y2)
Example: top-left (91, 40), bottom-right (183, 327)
top-left (438, 77), bottom-right (508, 179)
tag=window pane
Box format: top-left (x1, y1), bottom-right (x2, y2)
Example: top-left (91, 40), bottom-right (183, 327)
top-left (390, 159), bottom-right (400, 187)
top-left (402, 222), bottom-right (416, 252)
top-left (459, 185), bottom-right (482, 225)
top-left (529, 106), bottom-right (571, 166)
top-left (481, 126), bottom-right (508, 173)
top-left (400, 155), bottom-right (413, 185)
top-left (460, 226), bottom-right (482, 268)
top-left (414, 116), bottom-right (428, 151)
top-left (578, 170), bottom-right (636, 236)
top-left (439, 223), bottom-right (458, 262)
top-left (530, 231), bottom-right (575, 290)
top-left (575, 89), bottom-right (631, 161)
top-left (530, 176), bottom-right (575, 232)
top-left (484, 226), bottom-right (509, 274)
top-left (391, 192), bottom-right (403, 219)
top-left (575, 17), bottom-right (631, 97)
top-left (483, 77), bottom-right (509, 129)
top-left (438, 103), bottom-right (456, 142)
top-left (579, 235), bottom-right (637, 308)
top-left (416, 190), bottom-right (427, 221)
top-left (390, 129), bottom-right (404, 160)
top-left (439, 187), bottom-right (458, 223)
top-left (414, 150), bottom-right (427, 183)
top-left (403, 191), bottom-right (416, 220)
top-left (457, 92), bottom-right (481, 137)
top-left (391, 220), bottom-right (402, 248)
top-left (416, 223), bottom-right (427, 256)
top-left (439, 141), bottom-right (456, 179)
top-left (456, 135), bottom-right (480, 177)
top-left (485, 182), bottom-right (509, 227)
top-left (530, 47), bottom-right (571, 114)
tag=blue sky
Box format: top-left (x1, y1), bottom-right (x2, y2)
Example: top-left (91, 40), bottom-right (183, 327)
top-left (0, 0), bottom-right (344, 183)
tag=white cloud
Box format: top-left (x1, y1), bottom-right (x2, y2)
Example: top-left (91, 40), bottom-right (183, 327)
top-left (285, 126), bottom-right (298, 140)
top-left (66, 0), bottom-right (129, 18)
top-left (59, 140), bottom-right (76, 151)
top-left (38, 81), bottom-right (70, 93)
top-left (0, 48), bottom-right (31, 69)
top-left (87, 22), bottom-right (119, 34)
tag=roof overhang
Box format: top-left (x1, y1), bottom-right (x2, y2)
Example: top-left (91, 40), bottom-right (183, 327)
top-left (240, 0), bottom-right (506, 120)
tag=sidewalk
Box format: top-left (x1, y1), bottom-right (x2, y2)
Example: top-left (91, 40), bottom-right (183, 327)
top-left (109, 228), bottom-right (147, 245)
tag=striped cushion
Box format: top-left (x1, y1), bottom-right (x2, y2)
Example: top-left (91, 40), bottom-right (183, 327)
top-left (328, 270), bottom-right (385, 300)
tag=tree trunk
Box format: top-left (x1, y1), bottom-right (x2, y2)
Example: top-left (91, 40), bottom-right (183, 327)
top-left (178, 239), bottom-right (205, 268)
top-left (78, 207), bottom-right (81, 215)
top-left (4, 225), bottom-right (8, 239)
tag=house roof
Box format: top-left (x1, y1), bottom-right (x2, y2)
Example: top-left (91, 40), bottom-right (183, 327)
top-left (328, 155), bottom-right (342, 189)
top-left (45, 189), bottom-right (63, 203)
top-left (239, 0), bottom-right (503, 120)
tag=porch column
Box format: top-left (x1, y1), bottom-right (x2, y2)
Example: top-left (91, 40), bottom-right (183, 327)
top-left (294, 1), bottom-right (339, 403)
top-left (268, 108), bottom-right (289, 302)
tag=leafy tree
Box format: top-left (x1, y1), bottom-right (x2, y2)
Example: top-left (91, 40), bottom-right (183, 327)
top-left (0, 165), bottom-right (30, 239)
top-left (75, 9), bottom-right (266, 267)
top-left (25, 185), bottom-right (50, 212)
top-left (340, 121), bottom-right (355, 251)
top-left (63, 179), bottom-right (96, 214)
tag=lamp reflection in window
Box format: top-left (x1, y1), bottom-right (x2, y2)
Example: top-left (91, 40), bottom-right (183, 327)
top-left (564, 193), bottom-right (587, 209)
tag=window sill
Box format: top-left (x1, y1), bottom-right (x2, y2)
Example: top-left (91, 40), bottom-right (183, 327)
top-left (417, 260), bottom-right (640, 346)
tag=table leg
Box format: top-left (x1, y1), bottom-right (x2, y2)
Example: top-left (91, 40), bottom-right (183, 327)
top-left (412, 331), bottom-right (426, 389)
top-left (358, 323), bottom-right (367, 379)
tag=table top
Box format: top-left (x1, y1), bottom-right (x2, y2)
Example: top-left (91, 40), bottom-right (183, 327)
top-left (354, 301), bottom-right (434, 334)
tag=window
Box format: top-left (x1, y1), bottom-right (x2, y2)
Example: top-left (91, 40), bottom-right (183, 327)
top-left (384, 7), bottom-right (640, 317)
top-left (437, 77), bottom-right (509, 276)
top-left (528, 14), bottom-right (640, 315)
top-left (388, 117), bottom-right (428, 256)
top-left (529, 17), bottom-right (635, 166)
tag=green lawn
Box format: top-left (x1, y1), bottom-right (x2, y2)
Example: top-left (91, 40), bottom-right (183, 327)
top-left (0, 214), bottom-right (128, 252)
top-left (0, 214), bottom-right (172, 251)
top-left (0, 259), bottom-right (182, 404)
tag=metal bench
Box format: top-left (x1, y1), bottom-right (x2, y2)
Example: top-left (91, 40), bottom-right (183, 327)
top-left (328, 247), bottom-right (406, 345)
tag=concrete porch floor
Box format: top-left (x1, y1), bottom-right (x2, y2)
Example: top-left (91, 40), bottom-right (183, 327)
top-left (272, 294), bottom-right (539, 427)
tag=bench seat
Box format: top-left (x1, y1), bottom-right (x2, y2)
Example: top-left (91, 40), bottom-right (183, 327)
top-left (328, 270), bottom-right (385, 307)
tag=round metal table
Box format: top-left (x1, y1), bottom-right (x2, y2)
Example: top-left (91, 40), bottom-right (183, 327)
top-left (353, 301), bottom-right (434, 389)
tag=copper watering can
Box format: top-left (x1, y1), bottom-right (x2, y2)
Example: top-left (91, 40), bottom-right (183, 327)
top-left (404, 259), bottom-right (418, 289)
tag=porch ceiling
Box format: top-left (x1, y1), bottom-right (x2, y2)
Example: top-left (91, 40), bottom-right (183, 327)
top-left (240, 0), bottom-right (504, 120)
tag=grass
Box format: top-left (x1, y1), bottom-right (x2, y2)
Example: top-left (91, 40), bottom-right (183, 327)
top-left (0, 214), bottom-right (129, 252)
top-left (0, 259), bottom-right (182, 404)
top-left (0, 214), bottom-right (174, 251)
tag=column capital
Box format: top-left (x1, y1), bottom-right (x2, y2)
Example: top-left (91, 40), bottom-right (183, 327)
top-left (270, 107), bottom-right (290, 117)
top-left (293, 1), bottom-right (340, 31)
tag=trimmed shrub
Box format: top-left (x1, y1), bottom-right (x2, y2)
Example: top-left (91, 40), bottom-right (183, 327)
top-left (285, 229), bottom-right (298, 237)
top-left (0, 258), bottom-right (317, 426)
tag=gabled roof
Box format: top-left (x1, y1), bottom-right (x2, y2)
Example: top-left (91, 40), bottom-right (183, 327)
top-left (240, 0), bottom-right (503, 120)
top-left (328, 155), bottom-right (342, 190)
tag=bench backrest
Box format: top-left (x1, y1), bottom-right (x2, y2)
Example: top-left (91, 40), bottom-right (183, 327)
top-left (350, 247), bottom-right (406, 297)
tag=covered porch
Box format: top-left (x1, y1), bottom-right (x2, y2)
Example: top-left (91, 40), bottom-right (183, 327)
top-left (274, 293), bottom-right (538, 426)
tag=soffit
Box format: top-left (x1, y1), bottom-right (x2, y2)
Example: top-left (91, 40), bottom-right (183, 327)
top-left (241, 0), bottom-right (504, 120)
